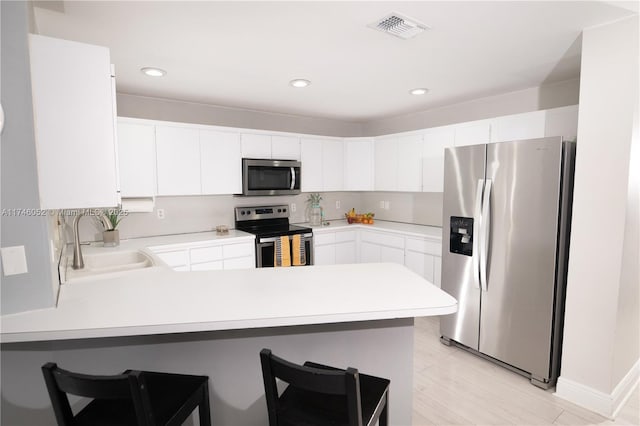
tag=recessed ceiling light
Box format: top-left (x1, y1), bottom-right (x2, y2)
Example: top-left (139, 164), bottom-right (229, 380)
top-left (141, 67), bottom-right (166, 77)
top-left (410, 88), bottom-right (429, 95)
top-left (290, 79), bottom-right (311, 88)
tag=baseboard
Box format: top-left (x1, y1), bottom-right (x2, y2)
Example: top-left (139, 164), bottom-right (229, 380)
top-left (554, 358), bottom-right (640, 419)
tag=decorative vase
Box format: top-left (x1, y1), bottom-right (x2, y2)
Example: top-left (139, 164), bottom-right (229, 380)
top-left (103, 229), bottom-right (120, 247)
top-left (309, 204), bottom-right (323, 226)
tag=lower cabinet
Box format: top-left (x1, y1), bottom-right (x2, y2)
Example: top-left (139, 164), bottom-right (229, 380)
top-left (150, 240), bottom-right (255, 271)
top-left (313, 228), bottom-right (442, 286)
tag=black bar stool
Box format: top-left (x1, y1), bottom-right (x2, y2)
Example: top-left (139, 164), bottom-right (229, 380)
top-left (42, 362), bottom-right (211, 426)
top-left (260, 348), bottom-right (390, 426)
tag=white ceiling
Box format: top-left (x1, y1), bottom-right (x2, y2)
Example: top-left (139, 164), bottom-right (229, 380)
top-left (33, 1), bottom-right (636, 122)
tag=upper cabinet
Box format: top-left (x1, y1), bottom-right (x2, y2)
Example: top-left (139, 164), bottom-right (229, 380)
top-left (301, 138), bottom-right (323, 192)
top-left (301, 138), bottom-right (343, 192)
top-left (155, 126), bottom-right (201, 196)
top-left (200, 130), bottom-right (241, 194)
top-left (322, 139), bottom-right (344, 191)
top-left (422, 126), bottom-right (455, 193)
top-left (29, 34), bottom-right (119, 209)
top-left (241, 133), bottom-right (301, 160)
top-left (396, 134), bottom-right (423, 192)
top-left (374, 137), bottom-right (398, 191)
top-left (117, 121), bottom-right (156, 197)
top-left (490, 110), bottom-right (545, 143)
top-left (344, 138), bottom-right (374, 191)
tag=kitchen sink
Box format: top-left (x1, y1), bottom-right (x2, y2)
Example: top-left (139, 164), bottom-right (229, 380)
top-left (65, 250), bottom-right (154, 282)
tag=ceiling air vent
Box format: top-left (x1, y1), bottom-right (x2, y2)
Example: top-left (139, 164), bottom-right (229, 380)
top-left (369, 12), bottom-right (429, 40)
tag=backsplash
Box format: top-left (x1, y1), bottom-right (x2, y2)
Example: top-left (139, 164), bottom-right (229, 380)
top-left (67, 192), bottom-right (443, 243)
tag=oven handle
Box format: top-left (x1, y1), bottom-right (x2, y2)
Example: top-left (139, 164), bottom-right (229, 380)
top-left (290, 167), bottom-right (296, 190)
top-left (259, 233), bottom-right (313, 243)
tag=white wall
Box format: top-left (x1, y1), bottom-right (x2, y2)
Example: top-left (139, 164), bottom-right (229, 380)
top-left (0, 1), bottom-right (57, 315)
top-left (361, 78), bottom-right (580, 136)
top-left (556, 15), bottom-right (639, 417)
top-left (117, 93), bottom-right (363, 137)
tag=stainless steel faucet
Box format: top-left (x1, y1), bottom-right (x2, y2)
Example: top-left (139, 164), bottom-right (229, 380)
top-left (72, 211), bottom-right (113, 270)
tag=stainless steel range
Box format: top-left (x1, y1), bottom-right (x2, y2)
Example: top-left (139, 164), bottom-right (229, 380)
top-left (235, 205), bottom-right (313, 268)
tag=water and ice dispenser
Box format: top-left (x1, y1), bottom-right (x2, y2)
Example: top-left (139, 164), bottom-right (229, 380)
top-left (449, 216), bottom-right (474, 256)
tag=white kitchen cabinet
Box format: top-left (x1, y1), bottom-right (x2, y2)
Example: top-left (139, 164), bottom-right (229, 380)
top-left (150, 239), bottom-right (255, 271)
top-left (314, 245), bottom-right (336, 266)
top-left (404, 237), bottom-right (442, 287)
top-left (404, 251), bottom-right (435, 281)
top-left (241, 133), bottom-right (271, 158)
top-left (117, 121), bottom-right (156, 197)
top-left (434, 256), bottom-right (442, 287)
top-left (545, 105), bottom-right (579, 141)
top-left (344, 138), bottom-right (374, 191)
top-left (200, 130), bottom-right (242, 194)
top-left (301, 138), bottom-right (324, 192)
top-left (490, 110), bottom-right (545, 143)
top-left (155, 126), bottom-right (201, 195)
top-left (374, 137), bottom-right (398, 191)
top-left (271, 136), bottom-right (301, 160)
top-left (153, 249), bottom-right (189, 269)
top-left (322, 140), bottom-right (344, 191)
top-left (422, 126), bottom-right (455, 193)
top-left (29, 34), bottom-right (119, 209)
top-left (454, 119), bottom-right (492, 147)
top-left (359, 230), bottom-right (405, 265)
top-left (313, 230), bottom-right (356, 265)
top-left (397, 134), bottom-right (423, 192)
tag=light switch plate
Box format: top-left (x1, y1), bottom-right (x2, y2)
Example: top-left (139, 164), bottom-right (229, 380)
top-left (1, 245), bottom-right (28, 276)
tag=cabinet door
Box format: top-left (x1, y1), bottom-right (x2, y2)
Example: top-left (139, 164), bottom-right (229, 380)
top-left (224, 256), bottom-right (255, 270)
top-left (359, 241), bottom-right (381, 263)
top-left (397, 134), bottom-right (423, 192)
top-left (241, 133), bottom-right (271, 158)
top-left (381, 246), bottom-right (405, 264)
top-left (156, 126), bottom-right (201, 195)
top-left (405, 251), bottom-right (435, 282)
top-left (301, 138), bottom-right (323, 192)
top-left (200, 130), bottom-right (241, 194)
top-left (29, 34), bottom-right (118, 209)
top-left (490, 111), bottom-right (545, 143)
top-left (271, 136), bottom-right (300, 160)
top-left (422, 126), bottom-right (455, 192)
top-left (117, 121), bottom-right (156, 197)
top-left (322, 140), bottom-right (344, 191)
top-left (344, 138), bottom-right (374, 191)
top-left (374, 138), bottom-right (398, 191)
top-left (335, 241), bottom-right (356, 264)
top-left (433, 256), bottom-right (442, 287)
top-left (454, 120), bottom-right (491, 147)
top-left (191, 261), bottom-right (224, 271)
top-left (314, 244), bottom-right (336, 265)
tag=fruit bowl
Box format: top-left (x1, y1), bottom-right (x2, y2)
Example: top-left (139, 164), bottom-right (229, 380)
top-left (345, 212), bottom-right (374, 224)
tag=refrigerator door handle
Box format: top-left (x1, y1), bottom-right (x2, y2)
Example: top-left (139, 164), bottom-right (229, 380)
top-left (472, 179), bottom-right (484, 290)
top-left (480, 178), bottom-right (492, 291)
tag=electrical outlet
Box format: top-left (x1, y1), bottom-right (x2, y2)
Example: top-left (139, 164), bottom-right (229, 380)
top-left (384, 201), bottom-right (390, 210)
top-left (157, 208), bottom-right (165, 219)
top-left (335, 200), bottom-right (341, 209)
top-left (291, 203), bottom-right (296, 212)
top-left (379, 201), bottom-right (385, 209)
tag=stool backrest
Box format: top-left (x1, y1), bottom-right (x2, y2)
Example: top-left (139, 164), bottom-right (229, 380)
top-left (260, 349), bottom-right (363, 426)
top-left (42, 362), bottom-right (154, 426)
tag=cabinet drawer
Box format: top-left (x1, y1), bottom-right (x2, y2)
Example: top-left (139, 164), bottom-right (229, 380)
top-left (190, 246), bottom-right (223, 264)
top-left (360, 231), bottom-right (404, 249)
top-left (405, 238), bottom-right (442, 256)
top-left (314, 232), bottom-right (335, 245)
top-left (155, 250), bottom-right (188, 267)
top-left (223, 242), bottom-right (254, 259)
top-left (190, 261), bottom-right (223, 271)
top-left (335, 230), bottom-right (356, 243)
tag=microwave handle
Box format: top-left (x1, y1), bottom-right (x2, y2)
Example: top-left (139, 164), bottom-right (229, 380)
top-left (290, 167), bottom-right (296, 190)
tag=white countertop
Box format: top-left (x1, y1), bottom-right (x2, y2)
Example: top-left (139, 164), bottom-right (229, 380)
top-left (1, 261), bottom-right (456, 344)
top-left (300, 219), bottom-right (442, 240)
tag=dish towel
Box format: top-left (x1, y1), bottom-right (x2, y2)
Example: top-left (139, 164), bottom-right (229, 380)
top-left (292, 234), bottom-right (306, 266)
top-left (274, 236), bottom-right (291, 267)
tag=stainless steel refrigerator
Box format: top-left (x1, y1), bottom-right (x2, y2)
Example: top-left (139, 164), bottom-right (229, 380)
top-left (440, 136), bottom-right (575, 389)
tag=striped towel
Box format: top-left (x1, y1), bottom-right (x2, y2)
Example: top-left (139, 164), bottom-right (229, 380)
top-left (274, 236), bottom-right (291, 267)
top-left (292, 234), bottom-right (306, 266)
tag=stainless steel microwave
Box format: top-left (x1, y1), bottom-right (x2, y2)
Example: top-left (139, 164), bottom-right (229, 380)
top-left (242, 158), bottom-right (301, 196)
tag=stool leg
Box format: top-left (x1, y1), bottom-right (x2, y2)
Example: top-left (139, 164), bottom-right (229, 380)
top-left (379, 391), bottom-right (389, 426)
top-left (199, 383), bottom-right (212, 426)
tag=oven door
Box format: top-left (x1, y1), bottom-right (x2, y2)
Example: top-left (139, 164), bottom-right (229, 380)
top-left (242, 158), bottom-right (301, 196)
top-left (256, 234), bottom-right (313, 267)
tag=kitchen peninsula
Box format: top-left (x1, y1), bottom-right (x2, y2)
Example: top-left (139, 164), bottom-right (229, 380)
top-left (1, 247), bottom-right (456, 425)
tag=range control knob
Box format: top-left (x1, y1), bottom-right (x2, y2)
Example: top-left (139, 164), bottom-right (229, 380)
top-left (277, 209), bottom-right (282, 213)
top-left (283, 208), bottom-right (287, 213)
top-left (240, 211), bottom-right (245, 215)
